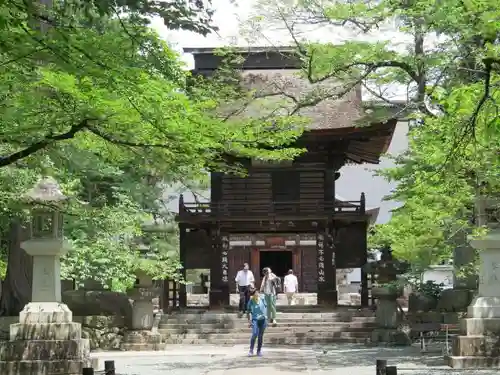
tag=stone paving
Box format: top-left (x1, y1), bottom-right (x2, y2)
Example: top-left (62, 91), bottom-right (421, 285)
top-left (92, 344), bottom-right (494, 375)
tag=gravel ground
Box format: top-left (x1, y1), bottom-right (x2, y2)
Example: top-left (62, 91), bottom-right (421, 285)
top-left (91, 344), bottom-right (496, 375)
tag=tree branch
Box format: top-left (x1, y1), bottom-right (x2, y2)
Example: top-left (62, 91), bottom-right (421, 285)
top-left (0, 119), bottom-right (90, 168)
top-left (86, 125), bottom-right (172, 149)
top-left (468, 58), bottom-right (494, 137)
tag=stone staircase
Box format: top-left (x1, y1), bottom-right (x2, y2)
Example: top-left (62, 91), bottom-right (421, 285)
top-left (159, 308), bottom-right (376, 346)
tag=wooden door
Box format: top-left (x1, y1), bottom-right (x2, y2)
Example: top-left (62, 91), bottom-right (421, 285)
top-left (251, 248), bottom-right (260, 288)
top-left (293, 248), bottom-right (302, 292)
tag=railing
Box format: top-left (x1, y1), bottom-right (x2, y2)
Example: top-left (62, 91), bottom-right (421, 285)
top-left (178, 193), bottom-right (366, 218)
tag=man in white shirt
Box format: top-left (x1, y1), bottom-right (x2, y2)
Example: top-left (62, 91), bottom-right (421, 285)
top-left (235, 263), bottom-right (255, 316)
top-left (284, 269), bottom-right (299, 305)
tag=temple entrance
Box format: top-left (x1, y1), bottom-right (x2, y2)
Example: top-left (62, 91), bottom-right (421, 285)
top-left (259, 250), bottom-right (293, 290)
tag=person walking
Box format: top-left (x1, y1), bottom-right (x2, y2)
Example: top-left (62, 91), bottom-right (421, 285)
top-left (246, 288), bottom-right (267, 357)
top-left (284, 269), bottom-right (299, 305)
top-left (235, 263), bottom-right (254, 317)
top-left (260, 267), bottom-right (278, 326)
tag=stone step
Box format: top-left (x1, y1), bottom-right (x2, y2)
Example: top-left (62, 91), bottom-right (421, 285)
top-left (0, 339), bottom-right (90, 361)
top-left (447, 355), bottom-right (500, 369)
top-left (163, 336), bottom-right (369, 345)
top-left (159, 325), bottom-right (374, 335)
top-left (165, 310), bottom-right (374, 318)
top-left (163, 331), bottom-right (371, 340)
top-left (159, 322), bottom-right (376, 330)
top-left (179, 307), bottom-right (363, 313)
top-left (0, 359), bottom-right (94, 375)
top-left (451, 335), bottom-right (500, 357)
top-left (162, 315), bottom-right (375, 323)
top-left (121, 343), bottom-right (164, 351)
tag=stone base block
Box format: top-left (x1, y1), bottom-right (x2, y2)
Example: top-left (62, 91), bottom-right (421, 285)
top-left (19, 303), bottom-right (72, 325)
top-left (437, 289), bottom-right (473, 312)
top-left (121, 330), bottom-right (162, 351)
top-left (0, 339), bottom-right (90, 361)
top-left (10, 322), bottom-right (82, 341)
top-left (317, 290), bottom-right (338, 307)
top-left (468, 297), bottom-right (500, 319)
top-left (447, 355), bottom-right (500, 368)
top-left (460, 318), bottom-right (500, 336)
top-left (371, 328), bottom-right (410, 346)
top-left (209, 288), bottom-right (230, 308)
top-left (121, 342), bottom-right (164, 351)
top-left (451, 335), bottom-right (500, 357)
top-left (0, 359), bottom-right (93, 375)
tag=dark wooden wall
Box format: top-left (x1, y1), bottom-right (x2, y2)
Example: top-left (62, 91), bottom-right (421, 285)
top-left (215, 167), bottom-right (328, 214)
top-left (299, 171), bottom-right (325, 212)
top-left (334, 223), bottom-right (368, 268)
top-left (183, 229), bottom-right (211, 269)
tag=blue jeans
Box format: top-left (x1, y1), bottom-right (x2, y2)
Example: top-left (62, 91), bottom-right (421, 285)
top-left (250, 318), bottom-right (267, 352)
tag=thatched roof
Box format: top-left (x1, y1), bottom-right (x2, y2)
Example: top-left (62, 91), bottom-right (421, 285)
top-left (185, 47), bottom-right (397, 164)
top-left (240, 69), bottom-right (365, 130)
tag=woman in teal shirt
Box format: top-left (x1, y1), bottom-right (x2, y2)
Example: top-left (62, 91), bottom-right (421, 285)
top-left (246, 289), bottom-right (267, 356)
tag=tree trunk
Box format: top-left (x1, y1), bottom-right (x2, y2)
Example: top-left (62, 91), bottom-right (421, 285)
top-left (0, 220), bottom-right (32, 316)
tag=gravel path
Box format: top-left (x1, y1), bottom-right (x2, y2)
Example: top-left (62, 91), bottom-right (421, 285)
top-left (91, 344), bottom-right (495, 375)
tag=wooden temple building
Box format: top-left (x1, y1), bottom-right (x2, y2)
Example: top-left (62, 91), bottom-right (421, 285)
top-left (170, 47), bottom-right (397, 309)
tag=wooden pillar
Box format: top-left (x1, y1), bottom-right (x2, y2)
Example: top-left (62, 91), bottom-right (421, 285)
top-left (211, 172), bottom-right (223, 199)
top-left (211, 172), bottom-right (223, 215)
top-left (316, 225), bottom-right (337, 306)
top-left (209, 226), bottom-right (230, 308)
top-left (360, 221), bottom-right (369, 307)
top-left (324, 158), bottom-right (335, 203)
top-left (160, 280), bottom-right (169, 311)
top-left (361, 267), bottom-right (369, 307)
top-left (251, 247), bottom-right (260, 287)
top-left (178, 224), bottom-right (187, 308)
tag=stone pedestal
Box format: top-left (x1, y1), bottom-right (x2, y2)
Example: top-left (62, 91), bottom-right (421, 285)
top-left (317, 289), bottom-right (338, 307)
top-left (121, 271), bottom-right (163, 351)
top-left (0, 239), bottom-right (91, 374)
top-left (209, 285), bottom-right (230, 308)
top-left (438, 245), bottom-right (477, 313)
top-left (448, 229), bottom-right (500, 368)
top-left (371, 287), bottom-right (409, 346)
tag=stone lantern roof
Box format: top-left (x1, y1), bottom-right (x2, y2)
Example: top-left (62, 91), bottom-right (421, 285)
top-left (23, 176), bottom-right (67, 204)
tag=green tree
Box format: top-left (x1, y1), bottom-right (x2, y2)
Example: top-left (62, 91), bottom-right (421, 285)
top-left (0, 1), bottom-right (312, 315)
top-left (248, 0), bottom-right (500, 266)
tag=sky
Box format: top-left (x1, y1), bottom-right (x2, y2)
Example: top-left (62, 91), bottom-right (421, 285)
top-left (154, 0), bottom-right (414, 223)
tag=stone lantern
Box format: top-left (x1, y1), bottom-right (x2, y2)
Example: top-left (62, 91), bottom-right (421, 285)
top-left (20, 176), bottom-right (71, 317)
top-left (121, 247), bottom-right (163, 351)
top-left (448, 196), bottom-right (500, 367)
top-left (0, 177), bottom-right (92, 374)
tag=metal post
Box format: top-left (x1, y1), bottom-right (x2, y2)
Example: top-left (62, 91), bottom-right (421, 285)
top-left (386, 366), bottom-right (398, 375)
top-left (376, 359), bottom-right (387, 375)
top-left (104, 360), bottom-right (115, 375)
top-left (82, 368), bottom-right (94, 375)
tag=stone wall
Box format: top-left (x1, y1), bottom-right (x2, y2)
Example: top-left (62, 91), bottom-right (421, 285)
top-left (0, 316), bottom-right (126, 351)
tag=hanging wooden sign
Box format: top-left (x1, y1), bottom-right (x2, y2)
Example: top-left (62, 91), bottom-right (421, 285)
top-left (265, 236), bottom-right (286, 248)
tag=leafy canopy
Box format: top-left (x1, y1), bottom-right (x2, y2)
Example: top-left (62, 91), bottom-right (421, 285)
top-left (248, 0), bottom-right (500, 266)
top-left (0, 1), bottom-right (308, 288)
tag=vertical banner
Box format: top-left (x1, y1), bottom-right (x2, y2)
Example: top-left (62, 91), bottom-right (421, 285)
top-left (221, 235), bottom-right (230, 283)
top-left (316, 232), bottom-right (325, 283)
